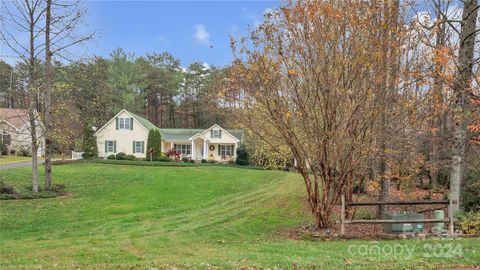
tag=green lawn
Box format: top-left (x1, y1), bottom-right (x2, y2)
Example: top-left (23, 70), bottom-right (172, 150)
top-left (0, 164), bottom-right (478, 269)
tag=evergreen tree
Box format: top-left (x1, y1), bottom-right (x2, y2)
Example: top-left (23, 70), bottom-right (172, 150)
top-left (235, 145), bottom-right (250, 166)
top-left (146, 129), bottom-right (162, 161)
top-left (82, 124), bottom-right (98, 159)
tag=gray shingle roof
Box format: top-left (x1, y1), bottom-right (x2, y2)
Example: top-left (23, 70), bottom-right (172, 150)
top-left (227, 130), bottom-right (244, 142)
top-left (129, 112), bottom-right (158, 131)
top-left (159, 128), bottom-right (244, 142)
top-left (127, 111), bottom-right (244, 142)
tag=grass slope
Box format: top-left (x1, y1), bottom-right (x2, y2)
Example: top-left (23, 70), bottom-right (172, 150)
top-left (0, 164), bottom-right (478, 269)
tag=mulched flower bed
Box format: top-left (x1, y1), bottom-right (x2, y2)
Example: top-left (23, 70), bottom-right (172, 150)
top-left (0, 181), bottom-right (68, 200)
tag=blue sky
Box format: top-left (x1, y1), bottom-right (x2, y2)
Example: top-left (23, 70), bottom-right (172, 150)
top-left (2, 1), bottom-right (455, 68)
top-left (84, 0), bottom-right (280, 67)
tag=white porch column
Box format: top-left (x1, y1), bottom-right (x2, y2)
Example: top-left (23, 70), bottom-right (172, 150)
top-left (234, 142), bottom-right (238, 160)
top-left (191, 140), bottom-right (195, 159)
top-left (203, 140), bottom-right (207, 159)
top-left (170, 141), bottom-right (173, 150)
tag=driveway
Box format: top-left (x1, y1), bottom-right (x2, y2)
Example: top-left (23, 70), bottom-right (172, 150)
top-left (0, 161), bottom-right (44, 170)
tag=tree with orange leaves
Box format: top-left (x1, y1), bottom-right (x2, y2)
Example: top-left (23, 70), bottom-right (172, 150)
top-left (228, 0), bottom-right (405, 229)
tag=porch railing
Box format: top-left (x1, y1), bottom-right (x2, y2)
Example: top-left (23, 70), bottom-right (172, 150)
top-left (71, 151), bottom-right (84, 160)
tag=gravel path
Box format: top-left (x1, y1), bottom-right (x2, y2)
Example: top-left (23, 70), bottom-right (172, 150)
top-left (0, 161), bottom-right (44, 170)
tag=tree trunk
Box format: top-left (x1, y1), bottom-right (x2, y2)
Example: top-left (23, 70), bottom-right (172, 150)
top-left (449, 0), bottom-right (478, 213)
top-left (430, 2), bottom-right (447, 188)
top-left (44, 0), bottom-right (53, 189)
top-left (30, 111), bottom-right (39, 193)
top-left (28, 5), bottom-right (39, 193)
top-left (429, 120), bottom-right (439, 187)
top-left (378, 0), bottom-right (400, 217)
top-left (378, 132), bottom-right (389, 216)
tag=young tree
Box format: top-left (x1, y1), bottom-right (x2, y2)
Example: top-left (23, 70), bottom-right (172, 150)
top-left (1, 0), bottom-right (47, 192)
top-left (43, 0), bottom-right (94, 189)
top-left (82, 123), bottom-right (97, 159)
top-left (1, 0), bottom-right (94, 191)
top-left (146, 129), bottom-right (162, 161)
top-left (235, 144), bottom-right (250, 166)
top-left (44, 0), bottom-right (53, 189)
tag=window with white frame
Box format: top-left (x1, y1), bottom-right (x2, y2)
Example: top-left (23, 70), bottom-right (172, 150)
top-left (106, 140), bottom-right (115, 152)
top-left (119, 118), bottom-right (131, 130)
top-left (135, 141), bottom-right (143, 153)
top-left (174, 144), bottom-right (191, 155)
top-left (219, 145), bottom-right (233, 156)
top-left (212, 129), bottom-right (221, 138)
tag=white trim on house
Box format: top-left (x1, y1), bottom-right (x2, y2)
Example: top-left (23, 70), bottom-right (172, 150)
top-left (201, 124), bottom-right (240, 142)
top-left (94, 109), bottom-right (150, 136)
top-left (0, 119), bottom-right (20, 132)
top-left (189, 132), bottom-right (209, 141)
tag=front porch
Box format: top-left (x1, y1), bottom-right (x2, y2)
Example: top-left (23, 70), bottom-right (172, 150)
top-left (161, 135), bottom-right (237, 162)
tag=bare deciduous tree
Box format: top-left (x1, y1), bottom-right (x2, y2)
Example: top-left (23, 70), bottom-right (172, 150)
top-left (43, 0), bottom-right (94, 189)
top-left (2, 0), bottom-right (94, 190)
top-left (446, 0), bottom-right (479, 212)
top-left (1, 0), bottom-right (47, 192)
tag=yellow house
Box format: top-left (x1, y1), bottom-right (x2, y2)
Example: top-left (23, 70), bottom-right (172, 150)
top-left (95, 109), bottom-right (244, 161)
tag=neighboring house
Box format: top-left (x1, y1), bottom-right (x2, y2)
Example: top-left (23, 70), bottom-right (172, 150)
top-left (0, 108), bottom-right (45, 156)
top-left (95, 109), bottom-right (244, 161)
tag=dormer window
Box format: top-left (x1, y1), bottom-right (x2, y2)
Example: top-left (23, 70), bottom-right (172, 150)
top-left (211, 129), bottom-right (221, 139)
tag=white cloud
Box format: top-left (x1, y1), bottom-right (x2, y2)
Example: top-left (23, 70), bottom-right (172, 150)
top-left (193, 24), bottom-right (210, 46)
